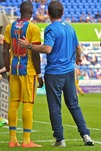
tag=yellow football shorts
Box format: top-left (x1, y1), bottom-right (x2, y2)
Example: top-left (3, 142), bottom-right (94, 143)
top-left (9, 74), bottom-right (38, 103)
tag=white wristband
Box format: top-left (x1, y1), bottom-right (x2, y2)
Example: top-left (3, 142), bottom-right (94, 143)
top-left (37, 73), bottom-right (42, 78)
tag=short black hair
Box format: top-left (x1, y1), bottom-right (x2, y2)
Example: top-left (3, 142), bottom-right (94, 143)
top-left (20, 1), bottom-right (33, 15)
top-left (48, 1), bottom-right (63, 19)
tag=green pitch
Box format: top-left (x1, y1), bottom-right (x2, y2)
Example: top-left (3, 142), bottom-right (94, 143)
top-left (0, 93), bottom-right (101, 151)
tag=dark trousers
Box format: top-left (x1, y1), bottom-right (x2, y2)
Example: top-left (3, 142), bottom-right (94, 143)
top-left (44, 70), bottom-right (90, 142)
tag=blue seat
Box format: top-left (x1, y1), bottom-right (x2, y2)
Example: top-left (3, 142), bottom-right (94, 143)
top-left (15, 11), bottom-right (20, 17)
top-left (72, 4), bottom-right (78, 9)
top-left (87, 0), bottom-right (93, 3)
top-left (66, 14), bottom-right (71, 18)
top-left (96, 4), bottom-right (101, 9)
top-left (76, 0), bottom-right (81, 2)
top-left (75, 11), bottom-right (81, 16)
top-left (11, 0), bottom-right (16, 2)
top-left (0, 2), bottom-right (6, 6)
top-left (6, 0), bottom-right (10, 2)
top-left (69, 0), bottom-right (75, 2)
top-left (79, 4), bottom-right (84, 9)
top-left (12, 3), bottom-right (19, 7)
top-left (84, 4), bottom-right (90, 9)
top-left (6, 2), bottom-right (13, 7)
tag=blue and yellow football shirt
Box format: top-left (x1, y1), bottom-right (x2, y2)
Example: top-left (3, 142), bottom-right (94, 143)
top-left (4, 19), bottom-right (41, 75)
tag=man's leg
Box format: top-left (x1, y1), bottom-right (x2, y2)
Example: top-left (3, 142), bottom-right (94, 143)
top-left (44, 74), bottom-right (65, 142)
top-left (63, 70), bottom-right (90, 136)
top-left (63, 70), bottom-right (94, 145)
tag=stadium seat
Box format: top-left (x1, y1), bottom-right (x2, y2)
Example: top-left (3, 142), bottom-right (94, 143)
top-left (6, 2), bottom-right (13, 7)
top-left (84, 4), bottom-right (89, 9)
top-left (0, 2), bottom-right (6, 7)
top-left (78, 4), bottom-right (84, 9)
top-left (96, 4), bottom-right (101, 9)
top-left (12, 3), bottom-right (19, 7)
top-left (6, 0), bottom-right (10, 2)
top-left (72, 4), bottom-right (78, 9)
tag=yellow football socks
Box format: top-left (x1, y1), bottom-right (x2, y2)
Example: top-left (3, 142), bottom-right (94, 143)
top-left (22, 103), bottom-right (33, 144)
top-left (8, 101), bottom-right (20, 143)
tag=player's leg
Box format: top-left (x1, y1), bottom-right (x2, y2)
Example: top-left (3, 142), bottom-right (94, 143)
top-left (8, 75), bottom-right (21, 147)
top-left (22, 102), bottom-right (33, 144)
top-left (75, 79), bottom-right (84, 95)
top-left (21, 75), bottom-right (42, 148)
top-left (8, 101), bottom-right (20, 145)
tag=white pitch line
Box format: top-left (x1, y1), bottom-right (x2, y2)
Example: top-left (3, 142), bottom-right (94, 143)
top-left (3, 119), bottom-right (101, 131)
top-left (34, 120), bottom-right (101, 131)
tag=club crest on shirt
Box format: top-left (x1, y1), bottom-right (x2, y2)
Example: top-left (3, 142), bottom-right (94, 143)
top-left (15, 21), bottom-right (24, 29)
top-left (14, 21), bottom-right (25, 37)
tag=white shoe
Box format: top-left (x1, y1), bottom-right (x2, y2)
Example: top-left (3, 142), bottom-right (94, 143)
top-left (52, 140), bottom-right (66, 147)
top-left (83, 135), bottom-right (94, 146)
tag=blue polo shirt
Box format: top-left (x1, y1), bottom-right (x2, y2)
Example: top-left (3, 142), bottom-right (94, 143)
top-left (44, 21), bottom-right (79, 74)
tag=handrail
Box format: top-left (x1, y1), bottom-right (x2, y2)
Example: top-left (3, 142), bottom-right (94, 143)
top-left (0, 5), bottom-right (19, 23)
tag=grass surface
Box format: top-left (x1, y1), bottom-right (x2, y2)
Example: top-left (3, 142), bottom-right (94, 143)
top-left (0, 93), bottom-right (101, 151)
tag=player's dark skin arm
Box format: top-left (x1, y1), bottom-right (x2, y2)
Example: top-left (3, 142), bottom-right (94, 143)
top-left (32, 51), bottom-right (43, 88)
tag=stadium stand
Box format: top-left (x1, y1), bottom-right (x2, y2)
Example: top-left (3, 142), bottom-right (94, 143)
top-left (0, 0), bottom-right (101, 22)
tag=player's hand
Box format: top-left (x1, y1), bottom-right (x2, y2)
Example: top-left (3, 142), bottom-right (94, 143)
top-left (38, 77), bottom-right (43, 88)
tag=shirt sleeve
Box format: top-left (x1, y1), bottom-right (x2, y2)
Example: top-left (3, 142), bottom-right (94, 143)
top-left (4, 24), bottom-right (11, 44)
top-left (74, 29), bottom-right (79, 47)
top-left (27, 23), bottom-right (41, 44)
top-left (44, 26), bottom-right (55, 47)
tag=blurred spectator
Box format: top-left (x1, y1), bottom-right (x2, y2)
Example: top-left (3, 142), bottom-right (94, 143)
top-left (87, 68), bottom-right (96, 79)
top-left (89, 54), bottom-right (98, 66)
top-left (85, 16), bottom-right (91, 23)
top-left (85, 13), bottom-right (94, 23)
top-left (78, 13), bottom-right (85, 22)
top-left (95, 12), bottom-right (101, 19)
top-left (71, 17), bottom-right (77, 22)
top-left (65, 17), bottom-right (71, 23)
top-left (97, 17), bottom-right (101, 22)
top-left (79, 17), bottom-right (84, 22)
top-left (86, 13), bottom-right (92, 19)
top-left (81, 55), bottom-right (90, 66)
top-left (96, 69), bottom-right (101, 79)
top-left (35, 0), bottom-right (49, 22)
top-left (36, 8), bottom-right (49, 22)
top-left (82, 70), bottom-right (89, 80)
top-left (90, 17), bottom-right (96, 23)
